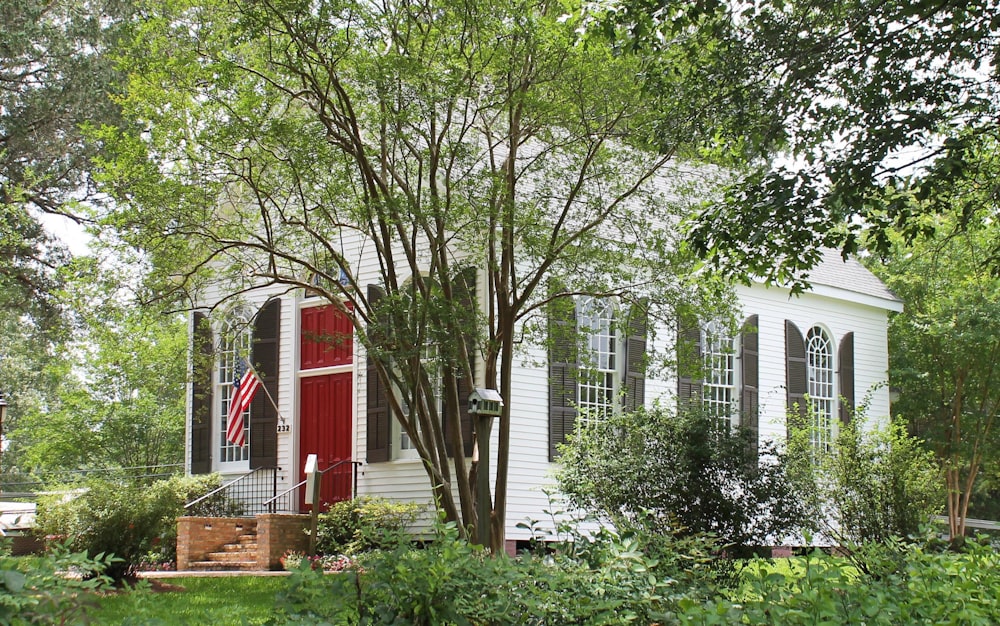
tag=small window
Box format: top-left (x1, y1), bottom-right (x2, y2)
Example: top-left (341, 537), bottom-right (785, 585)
top-left (806, 326), bottom-right (835, 452)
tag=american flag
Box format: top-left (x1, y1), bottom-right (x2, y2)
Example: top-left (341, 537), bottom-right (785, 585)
top-left (226, 358), bottom-right (260, 447)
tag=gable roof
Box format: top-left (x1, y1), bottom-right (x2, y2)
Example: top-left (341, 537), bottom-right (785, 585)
top-left (804, 248), bottom-right (902, 310)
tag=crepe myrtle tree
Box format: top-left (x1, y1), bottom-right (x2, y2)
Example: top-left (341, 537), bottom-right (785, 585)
top-left (96, 0), bottom-right (748, 550)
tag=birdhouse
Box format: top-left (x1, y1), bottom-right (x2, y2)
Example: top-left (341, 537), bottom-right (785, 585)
top-left (468, 388), bottom-right (504, 417)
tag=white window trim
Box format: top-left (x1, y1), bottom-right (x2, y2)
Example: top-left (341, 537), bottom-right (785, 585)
top-left (576, 296), bottom-right (622, 425)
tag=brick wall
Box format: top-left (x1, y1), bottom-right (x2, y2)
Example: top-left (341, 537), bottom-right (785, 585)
top-left (257, 514), bottom-right (310, 570)
top-left (176, 516), bottom-right (257, 570)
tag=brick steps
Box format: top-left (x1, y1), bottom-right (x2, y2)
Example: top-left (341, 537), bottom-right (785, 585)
top-left (187, 523), bottom-right (260, 572)
top-left (178, 515), bottom-right (311, 571)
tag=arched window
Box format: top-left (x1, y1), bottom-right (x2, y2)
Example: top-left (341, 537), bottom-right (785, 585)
top-left (806, 326), bottom-right (834, 452)
top-left (576, 296), bottom-right (618, 424)
top-left (702, 322), bottom-right (736, 426)
top-left (218, 310), bottom-right (253, 464)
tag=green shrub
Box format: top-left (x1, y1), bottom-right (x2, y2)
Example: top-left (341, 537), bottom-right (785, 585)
top-left (788, 415), bottom-right (943, 545)
top-left (556, 406), bottom-right (809, 555)
top-left (271, 520), bottom-right (683, 625)
top-left (673, 536), bottom-right (1000, 625)
top-left (36, 479), bottom-right (175, 582)
top-left (170, 473), bottom-right (246, 518)
top-left (35, 473), bottom-right (244, 580)
top-left (314, 496), bottom-right (420, 556)
top-left (0, 544), bottom-right (116, 625)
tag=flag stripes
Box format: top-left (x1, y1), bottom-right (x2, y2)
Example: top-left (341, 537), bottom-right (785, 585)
top-left (226, 358), bottom-right (260, 447)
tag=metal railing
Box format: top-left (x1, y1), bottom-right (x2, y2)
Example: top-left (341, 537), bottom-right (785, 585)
top-left (262, 459), bottom-right (361, 514)
top-left (183, 467), bottom-right (279, 517)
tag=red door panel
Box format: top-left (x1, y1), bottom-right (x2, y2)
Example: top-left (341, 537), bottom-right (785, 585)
top-left (299, 371), bottom-right (353, 511)
top-left (300, 305), bottom-right (353, 370)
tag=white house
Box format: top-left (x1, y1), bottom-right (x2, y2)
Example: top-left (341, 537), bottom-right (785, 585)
top-left (184, 243), bottom-right (901, 553)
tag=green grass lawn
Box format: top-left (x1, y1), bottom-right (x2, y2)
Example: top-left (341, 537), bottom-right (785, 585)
top-left (91, 576), bottom-right (288, 625)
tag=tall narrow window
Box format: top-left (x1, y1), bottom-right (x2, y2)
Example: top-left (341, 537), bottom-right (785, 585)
top-left (806, 326), bottom-right (834, 452)
top-left (576, 297), bottom-right (617, 424)
top-left (702, 323), bottom-right (736, 426)
top-left (397, 342), bottom-right (440, 455)
top-left (218, 311), bottom-right (253, 464)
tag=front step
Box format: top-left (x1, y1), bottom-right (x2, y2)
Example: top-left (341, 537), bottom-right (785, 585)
top-left (188, 525), bottom-right (261, 572)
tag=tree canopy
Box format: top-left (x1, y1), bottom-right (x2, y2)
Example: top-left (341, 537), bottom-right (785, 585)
top-left (665, 0), bottom-right (1000, 285)
top-left (0, 0), bottom-right (132, 325)
top-left (873, 203), bottom-right (1000, 540)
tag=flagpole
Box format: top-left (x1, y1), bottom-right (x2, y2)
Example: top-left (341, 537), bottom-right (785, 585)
top-left (245, 359), bottom-right (289, 425)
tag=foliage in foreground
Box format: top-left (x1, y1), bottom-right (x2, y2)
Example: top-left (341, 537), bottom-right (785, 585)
top-left (269, 521), bottom-right (717, 625)
top-left (555, 406), bottom-right (809, 554)
top-left (264, 519), bottom-right (1000, 626)
top-left (691, 536), bottom-right (1000, 626)
top-left (0, 544), bottom-right (115, 625)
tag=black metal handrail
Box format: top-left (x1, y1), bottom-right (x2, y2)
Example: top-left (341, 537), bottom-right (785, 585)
top-left (261, 459), bottom-right (361, 513)
top-left (183, 467), bottom-right (279, 517)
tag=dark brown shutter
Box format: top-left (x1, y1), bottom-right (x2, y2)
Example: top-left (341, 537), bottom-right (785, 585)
top-left (740, 315), bottom-right (760, 456)
top-left (785, 320), bottom-right (808, 438)
top-left (548, 296), bottom-right (578, 461)
top-left (190, 312), bottom-right (213, 474)
top-left (677, 315), bottom-right (703, 408)
top-left (623, 302), bottom-right (647, 413)
top-left (446, 267), bottom-right (476, 458)
top-left (838, 332), bottom-right (855, 425)
top-left (366, 285), bottom-right (391, 463)
top-left (250, 298), bottom-right (280, 469)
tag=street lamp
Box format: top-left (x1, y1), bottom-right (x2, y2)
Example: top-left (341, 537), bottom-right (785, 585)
top-left (468, 388), bottom-right (504, 548)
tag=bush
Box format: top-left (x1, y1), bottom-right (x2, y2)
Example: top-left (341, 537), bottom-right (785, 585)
top-left (271, 520), bottom-right (690, 625)
top-left (789, 416), bottom-right (943, 545)
top-left (556, 406), bottom-right (809, 555)
top-left (677, 536), bottom-right (1000, 625)
top-left (34, 473), bottom-right (238, 582)
top-left (314, 496), bottom-right (420, 556)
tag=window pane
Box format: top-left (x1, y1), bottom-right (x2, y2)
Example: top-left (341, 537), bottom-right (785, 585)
top-left (577, 297), bottom-right (617, 423)
top-left (807, 327), bottom-right (834, 453)
top-left (702, 324), bottom-right (736, 426)
top-left (218, 313), bottom-right (252, 463)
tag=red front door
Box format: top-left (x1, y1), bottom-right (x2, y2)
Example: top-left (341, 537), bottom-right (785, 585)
top-left (299, 304), bottom-right (354, 511)
top-left (299, 371), bottom-right (353, 510)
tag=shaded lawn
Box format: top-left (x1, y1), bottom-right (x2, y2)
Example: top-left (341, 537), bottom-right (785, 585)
top-left (92, 576), bottom-right (287, 625)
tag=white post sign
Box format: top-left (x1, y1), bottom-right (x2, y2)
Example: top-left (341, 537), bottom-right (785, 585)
top-left (304, 454), bottom-right (319, 505)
